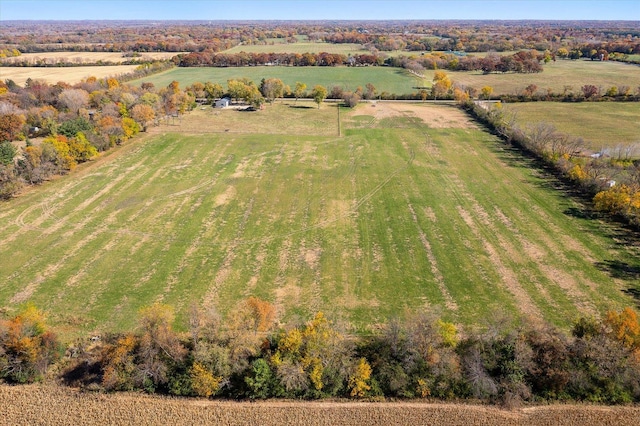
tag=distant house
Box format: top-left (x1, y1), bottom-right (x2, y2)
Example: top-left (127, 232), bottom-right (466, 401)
top-left (215, 97), bottom-right (231, 108)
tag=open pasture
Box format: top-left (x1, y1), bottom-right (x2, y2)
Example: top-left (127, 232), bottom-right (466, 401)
top-left (0, 102), bottom-right (637, 339)
top-left (503, 102), bottom-right (640, 152)
top-left (0, 65), bottom-right (139, 86)
top-left (223, 42), bottom-right (370, 55)
top-left (419, 59), bottom-right (640, 96)
top-left (133, 65), bottom-right (421, 95)
top-left (221, 41), bottom-right (425, 58)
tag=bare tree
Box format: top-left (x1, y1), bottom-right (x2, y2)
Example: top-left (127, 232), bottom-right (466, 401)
top-left (58, 89), bottom-right (89, 115)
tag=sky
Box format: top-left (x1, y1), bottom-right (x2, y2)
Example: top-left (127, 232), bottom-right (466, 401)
top-left (1, 0), bottom-right (639, 21)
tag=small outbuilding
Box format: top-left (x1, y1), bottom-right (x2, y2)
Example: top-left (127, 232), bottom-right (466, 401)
top-left (215, 97), bottom-right (231, 108)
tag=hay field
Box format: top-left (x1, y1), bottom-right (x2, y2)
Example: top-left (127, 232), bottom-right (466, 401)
top-left (0, 51), bottom-right (179, 65)
top-left (0, 102), bottom-right (637, 339)
top-left (503, 102), bottom-right (640, 151)
top-left (2, 384), bottom-right (640, 426)
top-left (0, 65), bottom-right (139, 85)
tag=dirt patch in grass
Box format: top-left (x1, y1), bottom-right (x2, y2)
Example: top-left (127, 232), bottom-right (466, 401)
top-left (353, 102), bottom-right (477, 129)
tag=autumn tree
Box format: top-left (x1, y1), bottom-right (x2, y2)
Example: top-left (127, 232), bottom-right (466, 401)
top-left (58, 88), bottom-right (89, 115)
top-left (293, 81), bottom-right (307, 103)
top-left (348, 358), bottom-right (373, 397)
top-left (342, 91), bottom-right (361, 108)
top-left (581, 84), bottom-right (600, 99)
top-left (480, 86), bottom-right (494, 100)
top-left (260, 78), bottom-right (285, 103)
top-left (68, 132), bottom-right (98, 162)
top-left (311, 85), bottom-right (328, 109)
top-left (431, 71), bottom-right (452, 99)
top-left (43, 135), bottom-right (76, 171)
top-left (0, 162), bottom-right (21, 199)
top-left (271, 312), bottom-right (353, 398)
top-left (131, 104), bottom-right (155, 129)
top-left (364, 83), bottom-right (377, 100)
top-left (0, 305), bottom-right (60, 383)
top-left (204, 81), bottom-right (224, 102)
top-left (0, 113), bottom-right (25, 142)
top-left (134, 303), bottom-right (187, 392)
top-left (605, 307), bottom-right (640, 357)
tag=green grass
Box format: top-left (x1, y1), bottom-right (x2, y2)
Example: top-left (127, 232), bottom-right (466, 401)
top-left (223, 42), bottom-right (369, 55)
top-left (135, 58), bottom-right (640, 97)
top-left (503, 102), bottom-right (640, 151)
top-left (133, 66), bottom-right (423, 95)
top-left (222, 42), bottom-right (431, 58)
top-left (413, 59), bottom-right (640, 96)
top-left (1, 102), bottom-right (637, 340)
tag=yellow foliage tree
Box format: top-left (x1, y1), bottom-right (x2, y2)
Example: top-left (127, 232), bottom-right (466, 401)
top-left (593, 184), bottom-right (632, 215)
top-left (190, 362), bottom-right (222, 398)
top-left (43, 135), bottom-right (77, 171)
top-left (348, 358), bottom-right (372, 397)
top-left (121, 117), bottom-right (140, 140)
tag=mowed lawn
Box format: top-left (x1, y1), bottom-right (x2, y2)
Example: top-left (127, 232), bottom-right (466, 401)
top-left (133, 65), bottom-right (421, 95)
top-left (503, 102), bottom-right (640, 151)
top-left (0, 103), bottom-right (637, 339)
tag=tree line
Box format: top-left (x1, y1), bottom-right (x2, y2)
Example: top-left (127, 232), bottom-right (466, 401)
top-left (2, 301), bottom-right (640, 405)
top-left (463, 101), bottom-right (640, 228)
top-left (173, 50), bottom-right (545, 75)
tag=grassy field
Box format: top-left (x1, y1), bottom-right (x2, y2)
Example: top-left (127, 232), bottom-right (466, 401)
top-left (0, 65), bottom-right (140, 85)
top-left (223, 42), bottom-right (370, 55)
top-left (503, 102), bottom-right (640, 151)
top-left (0, 102), bottom-right (638, 339)
top-left (222, 41), bottom-right (428, 58)
top-left (3, 384), bottom-right (640, 426)
top-left (435, 59), bottom-right (640, 96)
top-left (133, 58), bottom-right (640, 97)
top-left (133, 66), bottom-right (422, 95)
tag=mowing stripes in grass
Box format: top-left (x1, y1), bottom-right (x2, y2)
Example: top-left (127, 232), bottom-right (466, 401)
top-left (0, 103), bottom-right (638, 339)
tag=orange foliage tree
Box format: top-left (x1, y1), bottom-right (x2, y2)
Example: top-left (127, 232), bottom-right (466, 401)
top-left (605, 307), bottom-right (640, 358)
top-left (0, 305), bottom-right (60, 383)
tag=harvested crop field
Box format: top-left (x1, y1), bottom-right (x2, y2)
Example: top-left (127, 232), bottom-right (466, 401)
top-left (0, 102), bottom-right (638, 338)
top-left (0, 65), bottom-right (139, 85)
top-left (0, 51), bottom-right (180, 65)
top-left (2, 384), bottom-right (639, 426)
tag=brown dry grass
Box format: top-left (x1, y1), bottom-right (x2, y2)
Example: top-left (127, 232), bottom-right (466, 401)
top-left (350, 102), bottom-right (478, 129)
top-left (2, 384), bottom-right (639, 426)
top-left (154, 100), bottom-right (340, 136)
top-left (0, 65), bottom-right (139, 85)
top-left (1, 51), bottom-right (179, 65)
